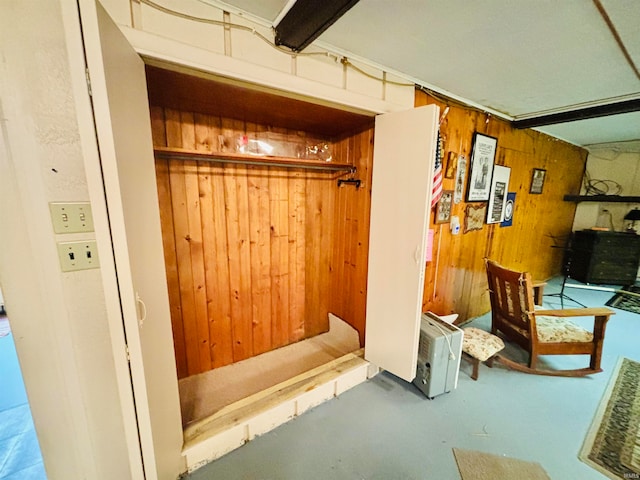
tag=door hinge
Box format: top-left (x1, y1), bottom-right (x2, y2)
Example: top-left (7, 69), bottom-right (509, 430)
top-left (85, 68), bottom-right (92, 97)
top-left (125, 345), bottom-right (131, 362)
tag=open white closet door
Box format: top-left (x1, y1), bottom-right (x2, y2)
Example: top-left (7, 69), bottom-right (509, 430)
top-left (365, 105), bottom-right (439, 382)
top-left (77, 1), bottom-right (184, 478)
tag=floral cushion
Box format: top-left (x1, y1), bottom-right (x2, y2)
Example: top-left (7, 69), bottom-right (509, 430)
top-left (462, 327), bottom-right (505, 362)
top-left (535, 316), bottom-right (593, 343)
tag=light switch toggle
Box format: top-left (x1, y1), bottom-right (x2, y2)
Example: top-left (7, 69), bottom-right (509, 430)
top-left (57, 241), bottom-right (100, 272)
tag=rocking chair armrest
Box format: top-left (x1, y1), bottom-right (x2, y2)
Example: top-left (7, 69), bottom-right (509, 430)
top-left (532, 281), bottom-right (547, 306)
top-left (533, 307), bottom-right (612, 339)
top-left (533, 307), bottom-right (614, 318)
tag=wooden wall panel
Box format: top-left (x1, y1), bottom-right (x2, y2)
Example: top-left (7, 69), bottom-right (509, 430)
top-left (416, 91), bottom-right (587, 322)
top-left (151, 106), bottom-right (348, 377)
top-left (153, 89), bottom-right (578, 377)
top-left (329, 125), bottom-right (375, 345)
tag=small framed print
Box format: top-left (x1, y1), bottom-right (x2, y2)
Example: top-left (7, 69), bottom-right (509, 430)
top-left (530, 168), bottom-right (546, 194)
top-left (435, 190), bottom-right (453, 224)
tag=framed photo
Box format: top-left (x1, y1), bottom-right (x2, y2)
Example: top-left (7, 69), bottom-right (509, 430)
top-left (464, 203), bottom-right (486, 233)
top-left (487, 165), bottom-right (511, 224)
top-left (435, 190), bottom-right (453, 224)
top-left (530, 168), bottom-right (546, 194)
top-left (466, 133), bottom-right (498, 201)
top-left (500, 192), bottom-right (516, 227)
top-left (453, 154), bottom-right (467, 204)
top-left (444, 151), bottom-right (457, 179)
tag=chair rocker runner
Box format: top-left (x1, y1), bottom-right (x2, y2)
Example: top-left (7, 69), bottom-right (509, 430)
top-left (484, 259), bottom-right (614, 377)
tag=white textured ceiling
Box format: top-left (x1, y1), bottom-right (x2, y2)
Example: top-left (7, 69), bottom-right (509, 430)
top-left (215, 0), bottom-right (640, 150)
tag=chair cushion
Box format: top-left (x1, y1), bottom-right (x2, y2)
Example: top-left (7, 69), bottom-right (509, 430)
top-left (535, 316), bottom-right (594, 343)
top-left (462, 327), bottom-right (505, 361)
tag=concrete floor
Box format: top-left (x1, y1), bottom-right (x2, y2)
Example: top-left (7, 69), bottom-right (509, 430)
top-left (186, 278), bottom-right (640, 480)
top-left (1, 278), bottom-right (637, 479)
top-left (0, 315), bottom-right (46, 480)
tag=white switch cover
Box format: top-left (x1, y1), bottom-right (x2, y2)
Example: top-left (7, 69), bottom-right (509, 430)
top-left (50, 202), bottom-right (94, 233)
top-left (57, 241), bottom-right (100, 272)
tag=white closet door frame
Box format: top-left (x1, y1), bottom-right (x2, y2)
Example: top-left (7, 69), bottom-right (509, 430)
top-left (78, 1), bottom-right (185, 478)
top-left (365, 105), bottom-right (439, 381)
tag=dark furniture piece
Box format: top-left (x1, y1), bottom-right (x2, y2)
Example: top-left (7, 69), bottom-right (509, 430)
top-left (568, 230), bottom-right (640, 285)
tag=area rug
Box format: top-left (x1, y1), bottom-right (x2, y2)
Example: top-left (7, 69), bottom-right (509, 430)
top-left (452, 448), bottom-right (550, 480)
top-left (580, 357), bottom-right (640, 479)
top-left (606, 285), bottom-right (640, 314)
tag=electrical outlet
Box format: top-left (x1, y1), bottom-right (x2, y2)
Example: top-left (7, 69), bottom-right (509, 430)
top-left (49, 202), bottom-right (94, 234)
top-left (57, 241), bottom-right (100, 272)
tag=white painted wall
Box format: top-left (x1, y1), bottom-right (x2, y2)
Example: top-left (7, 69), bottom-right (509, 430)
top-left (0, 1), bottom-right (141, 479)
top-left (572, 149), bottom-right (640, 232)
top-left (99, 0), bottom-right (415, 112)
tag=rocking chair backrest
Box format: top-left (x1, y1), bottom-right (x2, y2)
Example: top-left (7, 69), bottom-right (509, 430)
top-left (485, 259), bottom-right (537, 344)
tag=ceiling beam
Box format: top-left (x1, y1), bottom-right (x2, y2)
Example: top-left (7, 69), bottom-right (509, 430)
top-left (512, 98), bottom-right (640, 129)
top-left (274, 0), bottom-right (360, 52)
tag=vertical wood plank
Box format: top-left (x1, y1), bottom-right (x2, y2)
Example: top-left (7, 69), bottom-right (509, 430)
top-left (222, 118), bottom-right (253, 361)
top-left (155, 157), bottom-right (187, 378)
top-left (246, 122), bottom-right (273, 355)
top-left (223, 160), bottom-right (246, 361)
top-left (319, 173), bottom-right (334, 333)
top-left (209, 146), bottom-right (235, 366)
top-left (289, 169), bottom-right (306, 342)
top-left (194, 113), bottom-right (214, 152)
top-left (197, 163), bottom-right (218, 364)
top-left (181, 112), bottom-right (212, 372)
top-left (234, 120), bottom-right (255, 360)
top-left (168, 158), bottom-right (201, 376)
top-left (305, 168), bottom-right (330, 338)
top-left (149, 105), bottom-right (166, 147)
top-left (269, 159), bottom-right (290, 349)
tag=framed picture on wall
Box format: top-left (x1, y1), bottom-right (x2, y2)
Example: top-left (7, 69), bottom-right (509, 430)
top-left (466, 133), bottom-right (498, 201)
top-left (445, 151), bottom-right (457, 179)
top-left (435, 190), bottom-right (453, 224)
top-left (500, 192), bottom-right (516, 227)
top-left (530, 168), bottom-right (546, 194)
top-left (487, 165), bottom-right (511, 224)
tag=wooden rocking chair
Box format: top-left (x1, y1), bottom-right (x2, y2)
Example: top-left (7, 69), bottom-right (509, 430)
top-left (484, 259), bottom-right (614, 377)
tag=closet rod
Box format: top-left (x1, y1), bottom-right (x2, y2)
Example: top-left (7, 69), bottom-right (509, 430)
top-left (154, 147), bottom-right (356, 173)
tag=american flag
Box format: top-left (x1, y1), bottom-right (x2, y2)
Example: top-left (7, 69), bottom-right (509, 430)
top-left (431, 131), bottom-right (443, 208)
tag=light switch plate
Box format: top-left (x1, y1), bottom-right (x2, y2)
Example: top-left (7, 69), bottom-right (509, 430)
top-left (57, 241), bottom-right (100, 272)
top-left (50, 202), bottom-right (94, 234)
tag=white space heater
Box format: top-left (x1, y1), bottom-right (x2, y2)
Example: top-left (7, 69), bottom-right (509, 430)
top-left (413, 312), bottom-right (463, 399)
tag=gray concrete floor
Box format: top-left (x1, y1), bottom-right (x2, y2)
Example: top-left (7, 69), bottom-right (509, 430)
top-left (0, 314), bottom-right (46, 480)
top-left (186, 278), bottom-right (639, 480)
